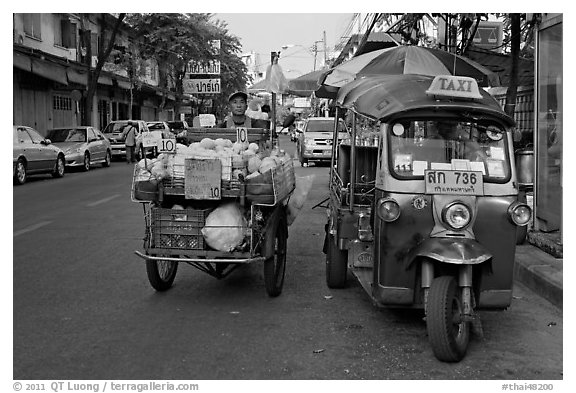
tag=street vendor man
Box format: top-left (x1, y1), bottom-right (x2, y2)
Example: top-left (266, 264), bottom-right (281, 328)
top-left (218, 91), bottom-right (270, 130)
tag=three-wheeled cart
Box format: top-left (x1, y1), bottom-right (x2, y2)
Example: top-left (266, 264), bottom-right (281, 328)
top-left (132, 128), bottom-right (295, 297)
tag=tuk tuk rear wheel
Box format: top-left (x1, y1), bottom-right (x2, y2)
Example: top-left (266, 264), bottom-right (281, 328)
top-left (426, 276), bottom-right (470, 362)
top-left (146, 259), bottom-right (178, 291)
top-left (326, 235), bottom-right (347, 288)
top-left (263, 208), bottom-right (288, 297)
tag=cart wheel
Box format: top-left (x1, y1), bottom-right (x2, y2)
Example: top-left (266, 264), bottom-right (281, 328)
top-left (263, 209), bottom-right (288, 297)
top-left (146, 259), bottom-right (178, 291)
top-left (326, 235), bottom-right (348, 288)
top-left (426, 276), bottom-right (470, 362)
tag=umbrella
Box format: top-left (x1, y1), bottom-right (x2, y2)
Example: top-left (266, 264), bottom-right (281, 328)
top-left (286, 69), bottom-right (326, 97)
top-left (247, 79), bottom-right (269, 93)
top-left (317, 45), bottom-right (500, 98)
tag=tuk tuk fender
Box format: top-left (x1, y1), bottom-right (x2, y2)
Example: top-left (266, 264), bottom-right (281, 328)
top-left (406, 237), bottom-right (492, 267)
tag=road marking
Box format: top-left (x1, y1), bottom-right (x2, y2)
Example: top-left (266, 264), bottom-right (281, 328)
top-left (86, 194), bottom-right (120, 207)
top-left (14, 221), bottom-right (52, 237)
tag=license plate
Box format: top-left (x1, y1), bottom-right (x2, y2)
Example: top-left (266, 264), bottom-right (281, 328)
top-left (424, 170), bottom-right (484, 196)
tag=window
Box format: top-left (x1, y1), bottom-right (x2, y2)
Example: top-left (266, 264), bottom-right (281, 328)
top-left (54, 16), bottom-right (76, 48)
top-left (87, 128), bottom-right (97, 141)
top-left (17, 128), bottom-right (33, 144)
top-left (27, 128), bottom-right (46, 144)
top-left (23, 14), bottom-right (42, 40)
top-left (388, 119), bottom-right (511, 183)
top-left (53, 95), bottom-right (72, 111)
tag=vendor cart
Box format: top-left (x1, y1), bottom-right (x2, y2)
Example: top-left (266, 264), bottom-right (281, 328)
top-left (131, 128), bottom-right (295, 297)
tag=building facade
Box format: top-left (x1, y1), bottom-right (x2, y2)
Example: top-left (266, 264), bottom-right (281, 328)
top-left (13, 13), bottom-right (176, 134)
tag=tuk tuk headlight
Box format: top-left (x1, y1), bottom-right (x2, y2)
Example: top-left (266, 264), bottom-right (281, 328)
top-left (376, 198), bottom-right (401, 222)
top-left (442, 202), bottom-right (472, 230)
top-left (508, 202), bottom-right (531, 226)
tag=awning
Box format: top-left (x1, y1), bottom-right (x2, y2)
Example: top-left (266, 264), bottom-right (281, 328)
top-left (98, 75), bottom-right (113, 85)
top-left (31, 58), bottom-right (68, 85)
top-left (116, 79), bottom-right (132, 90)
top-left (67, 68), bottom-right (87, 85)
top-left (13, 52), bottom-right (32, 72)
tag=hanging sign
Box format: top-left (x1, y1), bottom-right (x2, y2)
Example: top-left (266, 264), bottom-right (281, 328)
top-left (183, 78), bottom-right (221, 94)
top-left (187, 60), bottom-right (221, 75)
top-left (184, 158), bottom-right (222, 200)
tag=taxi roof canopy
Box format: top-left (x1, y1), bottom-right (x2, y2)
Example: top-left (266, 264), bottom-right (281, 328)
top-left (336, 74), bottom-right (514, 127)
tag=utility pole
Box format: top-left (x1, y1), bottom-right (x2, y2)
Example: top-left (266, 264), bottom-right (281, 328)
top-left (312, 44), bottom-right (318, 71)
top-left (323, 30), bottom-right (328, 66)
top-left (270, 51), bottom-right (279, 145)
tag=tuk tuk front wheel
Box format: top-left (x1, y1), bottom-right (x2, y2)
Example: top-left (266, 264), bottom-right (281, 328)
top-left (263, 209), bottom-right (288, 297)
top-left (426, 276), bottom-right (470, 362)
top-left (326, 235), bottom-right (348, 288)
top-left (146, 259), bottom-right (178, 291)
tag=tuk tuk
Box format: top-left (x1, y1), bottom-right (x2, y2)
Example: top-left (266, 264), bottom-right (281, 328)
top-left (324, 74), bottom-right (532, 362)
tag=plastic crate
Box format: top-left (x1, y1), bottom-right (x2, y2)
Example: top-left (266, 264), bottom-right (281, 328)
top-left (149, 207), bottom-right (211, 250)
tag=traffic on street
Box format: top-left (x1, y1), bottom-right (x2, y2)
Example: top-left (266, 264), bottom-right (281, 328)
top-left (13, 135), bottom-right (562, 380)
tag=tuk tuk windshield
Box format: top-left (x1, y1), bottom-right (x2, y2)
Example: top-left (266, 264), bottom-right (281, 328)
top-left (388, 119), bottom-right (510, 182)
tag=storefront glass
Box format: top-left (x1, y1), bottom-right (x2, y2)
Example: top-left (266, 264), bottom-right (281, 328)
top-left (536, 19), bottom-right (562, 232)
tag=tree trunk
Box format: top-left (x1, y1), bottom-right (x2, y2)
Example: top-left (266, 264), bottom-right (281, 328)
top-left (82, 13), bottom-right (125, 126)
top-left (504, 13), bottom-right (521, 118)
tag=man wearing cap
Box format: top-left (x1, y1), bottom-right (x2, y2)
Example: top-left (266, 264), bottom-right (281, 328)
top-left (218, 91), bottom-right (269, 129)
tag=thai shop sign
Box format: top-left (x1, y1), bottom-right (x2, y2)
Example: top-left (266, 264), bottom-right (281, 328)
top-left (187, 60), bottom-right (221, 75)
top-left (183, 79), bottom-right (221, 94)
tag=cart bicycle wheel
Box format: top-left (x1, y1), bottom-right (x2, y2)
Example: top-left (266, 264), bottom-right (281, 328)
top-left (263, 208), bottom-right (288, 297)
top-left (326, 234), bottom-right (348, 288)
top-left (426, 276), bottom-right (470, 362)
top-left (146, 259), bottom-right (178, 291)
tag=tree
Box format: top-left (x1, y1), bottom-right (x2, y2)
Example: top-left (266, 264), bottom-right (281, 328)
top-left (126, 13), bottom-right (220, 117)
top-left (126, 13), bottom-right (249, 120)
top-left (79, 13), bottom-right (126, 125)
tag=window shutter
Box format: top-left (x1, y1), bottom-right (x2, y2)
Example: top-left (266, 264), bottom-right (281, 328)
top-left (61, 19), bottom-right (70, 47)
top-left (91, 32), bottom-right (98, 55)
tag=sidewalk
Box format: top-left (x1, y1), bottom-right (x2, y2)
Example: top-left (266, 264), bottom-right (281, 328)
top-left (514, 236), bottom-right (563, 309)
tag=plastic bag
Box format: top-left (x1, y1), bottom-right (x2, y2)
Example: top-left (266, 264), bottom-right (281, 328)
top-left (201, 203), bottom-right (246, 252)
top-left (286, 175), bottom-right (315, 225)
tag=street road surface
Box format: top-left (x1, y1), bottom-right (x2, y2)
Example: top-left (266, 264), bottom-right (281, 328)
top-left (13, 136), bottom-right (562, 380)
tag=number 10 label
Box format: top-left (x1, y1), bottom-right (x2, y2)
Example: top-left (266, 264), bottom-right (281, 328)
top-left (158, 138), bottom-right (177, 154)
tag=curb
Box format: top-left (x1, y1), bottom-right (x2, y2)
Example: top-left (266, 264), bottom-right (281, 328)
top-left (514, 244), bottom-right (563, 309)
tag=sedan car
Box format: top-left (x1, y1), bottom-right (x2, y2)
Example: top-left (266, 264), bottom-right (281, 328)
top-left (146, 121), bottom-right (172, 140)
top-left (13, 125), bottom-right (65, 185)
top-left (298, 117), bottom-right (348, 167)
top-left (46, 126), bottom-right (111, 171)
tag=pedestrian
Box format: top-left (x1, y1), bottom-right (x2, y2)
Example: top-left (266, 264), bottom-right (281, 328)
top-left (121, 124), bottom-right (137, 163)
top-left (217, 91), bottom-right (268, 129)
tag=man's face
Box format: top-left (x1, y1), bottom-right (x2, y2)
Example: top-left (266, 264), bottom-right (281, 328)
top-left (230, 97), bottom-right (247, 116)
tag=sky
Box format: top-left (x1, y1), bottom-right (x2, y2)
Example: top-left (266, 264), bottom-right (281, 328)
top-left (215, 13), bottom-right (354, 78)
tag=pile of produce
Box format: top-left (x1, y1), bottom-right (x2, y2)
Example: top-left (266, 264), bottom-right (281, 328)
top-left (135, 137), bottom-right (291, 182)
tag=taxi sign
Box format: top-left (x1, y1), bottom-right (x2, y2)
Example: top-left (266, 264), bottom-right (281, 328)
top-left (425, 75), bottom-right (483, 100)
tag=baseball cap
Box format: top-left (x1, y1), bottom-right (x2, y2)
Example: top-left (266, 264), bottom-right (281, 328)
top-left (228, 91), bottom-right (248, 102)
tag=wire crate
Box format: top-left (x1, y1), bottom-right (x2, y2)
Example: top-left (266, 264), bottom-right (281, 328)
top-left (245, 159), bottom-right (295, 205)
top-left (147, 207), bottom-right (211, 251)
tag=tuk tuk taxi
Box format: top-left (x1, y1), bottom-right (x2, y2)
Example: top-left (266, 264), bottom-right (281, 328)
top-left (324, 74), bottom-right (532, 362)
